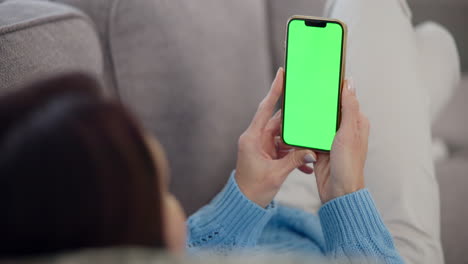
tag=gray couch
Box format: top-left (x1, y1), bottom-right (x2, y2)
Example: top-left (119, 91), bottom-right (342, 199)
top-left (0, 0), bottom-right (466, 263)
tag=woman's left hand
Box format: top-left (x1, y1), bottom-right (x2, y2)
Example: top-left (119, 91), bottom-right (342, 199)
top-left (235, 68), bottom-right (317, 208)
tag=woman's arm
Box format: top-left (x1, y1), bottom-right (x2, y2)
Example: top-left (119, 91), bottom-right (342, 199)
top-left (186, 68), bottom-right (315, 255)
top-left (187, 68), bottom-right (404, 263)
top-left (313, 81), bottom-right (403, 263)
top-left (319, 189), bottom-right (404, 263)
top-left (186, 171), bottom-right (276, 255)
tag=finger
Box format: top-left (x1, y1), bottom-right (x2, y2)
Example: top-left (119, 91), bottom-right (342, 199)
top-left (275, 136), bottom-right (305, 159)
top-left (314, 153), bottom-right (330, 182)
top-left (359, 112), bottom-right (370, 147)
top-left (277, 148), bottom-right (317, 177)
top-left (249, 68), bottom-right (284, 132)
top-left (317, 152), bottom-right (330, 163)
top-left (359, 113), bottom-right (370, 136)
top-left (277, 145), bottom-right (292, 159)
top-left (277, 142), bottom-right (294, 160)
top-left (278, 149), bottom-right (317, 177)
top-left (339, 79), bottom-right (360, 130)
top-left (265, 109), bottom-right (282, 137)
top-left (277, 151), bottom-right (289, 159)
top-left (275, 136), bottom-right (295, 150)
top-left (298, 164), bottom-right (314, 174)
top-left (275, 136), bottom-right (306, 151)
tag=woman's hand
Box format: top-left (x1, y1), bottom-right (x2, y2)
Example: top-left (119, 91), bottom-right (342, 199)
top-left (314, 80), bottom-right (370, 204)
top-left (235, 68), bottom-right (317, 208)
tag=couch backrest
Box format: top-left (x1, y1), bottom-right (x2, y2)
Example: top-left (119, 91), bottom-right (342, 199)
top-left (57, 0), bottom-right (273, 213)
top-left (267, 0), bottom-right (326, 69)
top-left (0, 0), bottom-right (325, 214)
top-left (0, 0), bottom-right (104, 94)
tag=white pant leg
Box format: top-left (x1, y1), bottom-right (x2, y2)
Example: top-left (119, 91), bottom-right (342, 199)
top-left (275, 168), bottom-right (321, 214)
top-left (277, 0), bottom-right (461, 263)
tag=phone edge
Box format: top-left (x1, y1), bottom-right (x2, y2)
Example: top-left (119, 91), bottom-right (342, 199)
top-left (280, 15), bottom-right (348, 154)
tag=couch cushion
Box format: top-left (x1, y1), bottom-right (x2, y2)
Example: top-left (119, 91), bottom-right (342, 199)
top-left (59, 0), bottom-right (273, 214)
top-left (114, 0), bottom-right (273, 214)
top-left (432, 76), bottom-right (468, 150)
top-left (0, 0), bottom-right (103, 93)
top-left (50, 0), bottom-right (117, 95)
top-left (267, 0), bottom-right (327, 70)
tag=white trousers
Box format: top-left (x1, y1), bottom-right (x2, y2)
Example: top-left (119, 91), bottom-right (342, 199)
top-left (275, 1), bottom-right (460, 263)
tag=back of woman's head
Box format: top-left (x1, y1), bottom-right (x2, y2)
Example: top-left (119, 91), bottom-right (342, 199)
top-left (0, 74), bottom-right (165, 258)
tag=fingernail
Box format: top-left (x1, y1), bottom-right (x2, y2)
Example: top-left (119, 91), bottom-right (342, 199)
top-left (347, 78), bottom-right (356, 95)
top-left (277, 67), bottom-right (284, 77)
top-left (304, 153), bottom-right (316, 164)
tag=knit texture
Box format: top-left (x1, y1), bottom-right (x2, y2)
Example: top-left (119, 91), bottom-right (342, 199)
top-left (187, 171), bottom-right (404, 263)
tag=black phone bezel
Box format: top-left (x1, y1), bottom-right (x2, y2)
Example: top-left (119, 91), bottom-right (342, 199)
top-left (281, 17), bottom-right (345, 153)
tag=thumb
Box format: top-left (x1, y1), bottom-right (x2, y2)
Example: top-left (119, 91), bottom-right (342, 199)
top-left (279, 149), bottom-right (317, 176)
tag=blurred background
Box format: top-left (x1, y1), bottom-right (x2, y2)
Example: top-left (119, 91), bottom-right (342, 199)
top-left (269, 0), bottom-right (468, 72)
top-left (0, 0), bottom-right (466, 263)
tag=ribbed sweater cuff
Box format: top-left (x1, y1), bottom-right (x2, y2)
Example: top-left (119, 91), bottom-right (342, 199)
top-left (210, 171), bottom-right (277, 245)
top-left (318, 189), bottom-right (389, 248)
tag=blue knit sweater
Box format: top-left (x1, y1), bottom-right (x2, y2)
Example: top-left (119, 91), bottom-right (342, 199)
top-left (187, 172), bottom-right (404, 263)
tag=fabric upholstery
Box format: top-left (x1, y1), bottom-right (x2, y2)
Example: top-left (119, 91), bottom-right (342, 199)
top-left (0, 0), bottom-right (465, 261)
top-left (0, 0), bottom-right (103, 94)
top-left (58, 0), bottom-right (273, 214)
top-left (266, 0), bottom-right (327, 70)
top-left (49, 0), bottom-right (118, 95)
top-left (432, 77), bottom-right (468, 150)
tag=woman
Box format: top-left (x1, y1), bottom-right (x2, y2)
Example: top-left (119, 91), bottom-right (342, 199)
top-left (187, 69), bottom-right (402, 263)
top-left (1, 0), bottom-right (458, 261)
top-left (0, 74), bottom-right (181, 255)
top-left (0, 68), bottom-right (403, 263)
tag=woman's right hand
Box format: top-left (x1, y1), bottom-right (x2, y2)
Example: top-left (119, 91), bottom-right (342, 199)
top-left (313, 80), bottom-right (370, 204)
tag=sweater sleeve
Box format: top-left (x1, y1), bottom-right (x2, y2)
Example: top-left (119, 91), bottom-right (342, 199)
top-left (186, 171), bottom-right (276, 255)
top-left (318, 189), bottom-right (404, 263)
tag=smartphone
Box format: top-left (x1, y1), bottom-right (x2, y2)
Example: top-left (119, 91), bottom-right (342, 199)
top-left (282, 16), bottom-right (347, 152)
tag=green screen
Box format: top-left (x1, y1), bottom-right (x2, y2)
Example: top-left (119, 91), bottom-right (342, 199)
top-left (283, 19), bottom-right (344, 151)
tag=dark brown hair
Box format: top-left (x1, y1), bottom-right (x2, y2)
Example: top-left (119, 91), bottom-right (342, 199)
top-left (0, 73), bottom-right (165, 258)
